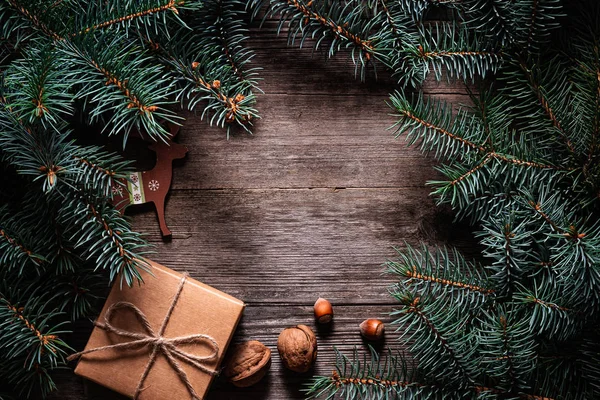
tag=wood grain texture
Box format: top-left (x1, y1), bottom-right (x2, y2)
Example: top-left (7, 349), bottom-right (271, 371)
top-left (50, 17), bottom-right (475, 400)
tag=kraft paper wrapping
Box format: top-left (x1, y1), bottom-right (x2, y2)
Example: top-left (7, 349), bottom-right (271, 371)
top-left (73, 260), bottom-right (245, 400)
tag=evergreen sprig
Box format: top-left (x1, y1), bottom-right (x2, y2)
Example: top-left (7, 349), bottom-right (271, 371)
top-left (0, 279), bottom-right (71, 398)
top-left (305, 347), bottom-right (444, 400)
top-left (250, 0), bottom-right (500, 86)
top-left (386, 244), bottom-right (493, 308)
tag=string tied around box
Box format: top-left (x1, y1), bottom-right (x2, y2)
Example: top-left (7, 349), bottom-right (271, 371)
top-left (67, 273), bottom-right (219, 400)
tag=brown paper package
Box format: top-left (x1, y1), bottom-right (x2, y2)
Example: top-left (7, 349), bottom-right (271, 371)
top-left (73, 260), bottom-right (245, 400)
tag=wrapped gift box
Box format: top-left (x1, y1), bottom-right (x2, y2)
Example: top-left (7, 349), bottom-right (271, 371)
top-left (72, 260), bottom-right (245, 400)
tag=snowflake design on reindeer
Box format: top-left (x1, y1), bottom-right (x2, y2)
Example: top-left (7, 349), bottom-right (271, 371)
top-left (148, 180), bottom-right (160, 191)
top-left (111, 185), bottom-right (124, 197)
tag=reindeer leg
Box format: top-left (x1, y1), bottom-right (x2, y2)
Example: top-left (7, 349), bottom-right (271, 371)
top-left (152, 199), bottom-right (172, 238)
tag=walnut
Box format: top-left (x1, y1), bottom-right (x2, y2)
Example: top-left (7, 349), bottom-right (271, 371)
top-left (223, 340), bottom-right (271, 387)
top-left (277, 325), bottom-right (317, 373)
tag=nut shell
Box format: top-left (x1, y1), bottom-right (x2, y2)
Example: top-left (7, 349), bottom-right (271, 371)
top-left (223, 340), bottom-right (272, 387)
top-left (314, 298), bottom-right (333, 324)
top-left (277, 325), bottom-right (317, 372)
top-left (360, 319), bottom-right (385, 341)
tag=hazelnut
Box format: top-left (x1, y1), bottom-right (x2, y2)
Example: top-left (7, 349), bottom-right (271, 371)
top-left (314, 298), bottom-right (333, 324)
top-left (360, 319), bottom-right (384, 341)
top-left (223, 340), bottom-right (271, 387)
top-left (277, 325), bottom-right (317, 372)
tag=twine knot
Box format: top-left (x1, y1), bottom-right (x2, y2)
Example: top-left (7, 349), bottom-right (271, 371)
top-left (68, 274), bottom-right (219, 400)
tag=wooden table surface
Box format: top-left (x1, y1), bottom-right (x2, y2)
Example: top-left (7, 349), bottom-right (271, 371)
top-left (51, 19), bottom-right (475, 400)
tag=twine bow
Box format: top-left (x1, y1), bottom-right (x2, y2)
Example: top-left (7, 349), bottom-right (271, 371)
top-left (68, 274), bottom-right (219, 400)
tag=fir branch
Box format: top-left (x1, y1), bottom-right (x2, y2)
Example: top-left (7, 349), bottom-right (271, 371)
top-left (4, 44), bottom-right (74, 129)
top-left (513, 282), bottom-right (580, 341)
top-left (0, 283), bottom-right (69, 368)
top-left (527, 200), bottom-right (561, 232)
top-left (517, 59), bottom-right (575, 155)
top-left (50, 270), bottom-right (103, 320)
top-left (284, 0), bottom-right (374, 54)
top-left (390, 92), bottom-right (557, 169)
top-left (398, 263), bottom-right (491, 294)
top-left (0, 281), bottom-right (71, 398)
top-left (448, 155), bottom-right (491, 185)
top-left (397, 0), bottom-right (462, 22)
top-left (398, 106), bottom-right (483, 152)
top-left (198, 0), bottom-right (259, 87)
top-left (579, 333), bottom-right (600, 395)
top-left (211, 1), bottom-right (246, 82)
top-left (478, 213), bottom-right (534, 295)
top-left (4, 302), bottom-right (62, 354)
top-left (60, 194), bottom-right (151, 287)
top-left (399, 22), bottom-right (501, 85)
top-left (477, 306), bottom-right (537, 392)
top-left (459, 0), bottom-right (515, 47)
top-left (391, 293), bottom-right (480, 385)
top-left (253, 0), bottom-right (386, 81)
top-left (5, 0), bottom-right (62, 41)
top-left (378, 0), bottom-right (400, 38)
top-left (70, 146), bottom-right (132, 198)
top-left (305, 347), bottom-right (443, 399)
top-left (57, 33), bottom-right (180, 140)
top-left (308, 347), bottom-right (557, 400)
top-left (518, 0), bottom-right (563, 54)
top-left (0, 113), bottom-right (75, 192)
top-left (0, 228), bottom-right (44, 269)
top-left (523, 296), bottom-right (571, 312)
top-left (0, 3), bottom-right (36, 50)
top-left (585, 65), bottom-right (600, 174)
top-left (73, 0), bottom-right (189, 36)
top-left (525, 0), bottom-right (541, 51)
top-left (0, 207), bottom-right (45, 272)
top-left (549, 221), bottom-right (600, 306)
top-left (387, 244), bottom-right (494, 309)
top-left (178, 56), bottom-right (256, 127)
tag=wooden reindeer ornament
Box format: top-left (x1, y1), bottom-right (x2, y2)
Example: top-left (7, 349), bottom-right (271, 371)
top-left (111, 125), bottom-right (188, 237)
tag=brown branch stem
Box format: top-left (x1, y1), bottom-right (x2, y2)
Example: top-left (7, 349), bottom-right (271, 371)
top-left (285, 0), bottom-right (374, 55)
top-left (0, 228), bottom-right (42, 265)
top-left (400, 110), bottom-right (556, 169)
top-left (404, 298), bottom-right (474, 380)
top-left (526, 296), bottom-right (571, 312)
top-left (7, 0), bottom-right (62, 40)
top-left (418, 47), bottom-right (495, 59)
top-left (75, 0), bottom-right (184, 35)
top-left (88, 60), bottom-right (157, 114)
top-left (403, 265), bottom-right (494, 294)
top-left (450, 156), bottom-right (491, 186)
top-left (519, 61), bottom-right (576, 154)
top-left (85, 201), bottom-right (133, 271)
top-left (74, 157), bottom-right (117, 177)
top-left (5, 301), bottom-right (57, 348)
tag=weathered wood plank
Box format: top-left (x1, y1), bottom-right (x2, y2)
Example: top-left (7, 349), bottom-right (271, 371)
top-left (123, 187), bottom-right (443, 304)
top-left (174, 93), bottom-right (470, 190)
